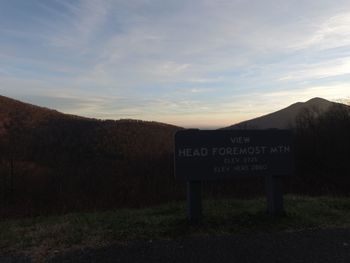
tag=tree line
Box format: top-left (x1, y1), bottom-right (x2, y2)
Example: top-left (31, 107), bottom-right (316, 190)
top-left (0, 102), bottom-right (349, 218)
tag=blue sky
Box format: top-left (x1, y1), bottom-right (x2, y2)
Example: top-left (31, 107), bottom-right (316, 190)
top-left (1, 0), bottom-right (350, 128)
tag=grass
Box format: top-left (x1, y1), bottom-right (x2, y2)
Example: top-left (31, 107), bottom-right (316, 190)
top-left (1, 195), bottom-right (350, 259)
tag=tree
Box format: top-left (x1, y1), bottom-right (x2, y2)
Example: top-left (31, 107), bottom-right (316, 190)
top-left (2, 109), bottom-right (29, 202)
top-left (294, 103), bottom-right (350, 194)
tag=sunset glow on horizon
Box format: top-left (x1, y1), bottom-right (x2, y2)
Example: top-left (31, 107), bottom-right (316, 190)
top-left (1, 1), bottom-right (350, 128)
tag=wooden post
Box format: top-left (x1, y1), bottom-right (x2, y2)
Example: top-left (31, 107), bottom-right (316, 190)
top-left (265, 175), bottom-right (285, 216)
top-left (187, 180), bottom-right (202, 224)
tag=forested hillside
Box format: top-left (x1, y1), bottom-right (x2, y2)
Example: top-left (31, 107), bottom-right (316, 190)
top-left (1, 95), bottom-right (350, 218)
top-left (0, 95), bottom-right (182, 217)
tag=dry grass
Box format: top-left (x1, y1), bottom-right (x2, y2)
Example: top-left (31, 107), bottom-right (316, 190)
top-left (1, 195), bottom-right (350, 261)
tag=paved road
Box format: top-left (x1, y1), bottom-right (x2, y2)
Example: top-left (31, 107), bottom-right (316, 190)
top-left (3, 228), bottom-right (350, 262)
top-left (50, 228), bottom-right (350, 263)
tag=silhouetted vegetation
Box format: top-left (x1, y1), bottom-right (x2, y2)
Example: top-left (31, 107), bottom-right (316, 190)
top-left (290, 102), bottom-right (350, 195)
top-left (0, 95), bottom-right (184, 217)
top-left (1, 95), bottom-right (350, 218)
top-left (1, 118), bottom-right (182, 217)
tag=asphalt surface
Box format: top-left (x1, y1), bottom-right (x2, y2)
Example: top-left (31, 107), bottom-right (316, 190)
top-left (2, 228), bottom-right (350, 262)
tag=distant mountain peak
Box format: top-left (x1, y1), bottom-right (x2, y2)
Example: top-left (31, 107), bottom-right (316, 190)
top-left (306, 97), bottom-right (328, 102)
top-left (223, 97), bottom-right (347, 130)
top-left (304, 97), bottom-right (332, 106)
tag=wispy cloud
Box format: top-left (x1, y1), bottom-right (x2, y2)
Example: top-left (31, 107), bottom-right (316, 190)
top-left (1, 0), bottom-right (350, 128)
top-left (48, 0), bottom-right (111, 50)
top-left (278, 56), bottom-right (350, 81)
top-left (291, 12), bottom-right (350, 51)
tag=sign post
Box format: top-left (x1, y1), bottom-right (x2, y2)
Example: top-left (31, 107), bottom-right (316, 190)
top-left (174, 129), bottom-right (294, 223)
top-left (187, 180), bottom-right (202, 224)
top-left (265, 175), bottom-right (284, 216)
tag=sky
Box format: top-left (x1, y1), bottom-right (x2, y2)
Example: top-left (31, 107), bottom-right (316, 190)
top-left (1, 0), bottom-right (350, 129)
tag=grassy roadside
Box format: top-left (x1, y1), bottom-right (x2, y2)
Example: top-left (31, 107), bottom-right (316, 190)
top-left (1, 195), bottom-right (350, 259)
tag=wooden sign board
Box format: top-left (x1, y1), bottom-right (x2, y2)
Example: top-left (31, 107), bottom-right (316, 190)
top-left (175, 129), bottom-right (294, 181)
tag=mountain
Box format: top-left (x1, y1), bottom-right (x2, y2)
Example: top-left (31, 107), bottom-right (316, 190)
top-left (0, 94), bottom-right (180, 136)
top-left (223, 97), bottom-right (346, 130)
top-left (0, 95), bottom-right (59, 134)
top-left (2, 94), bottom-right (350, 218)
top-left (0, 94), bottom-right (181, 160)
top-left (0, 94), bottom-right (184, 217)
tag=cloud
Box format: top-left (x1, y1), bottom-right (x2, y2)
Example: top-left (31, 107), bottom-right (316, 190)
top-left (48, 0), bottom-right (111, 50)
top-left (290, 12), bottom-right (350, 51)
top-left (278, 56), bottom-right (350, 81)
top-left (70, 0), bottom-right (350, 91)
top-left (1, 0), bottom-right (350, 128)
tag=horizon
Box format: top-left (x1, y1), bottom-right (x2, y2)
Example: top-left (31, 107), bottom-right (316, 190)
top-left (1, 94), bottom-right (344, 130)
top-left (1, 1), bottom-right (350, 128)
